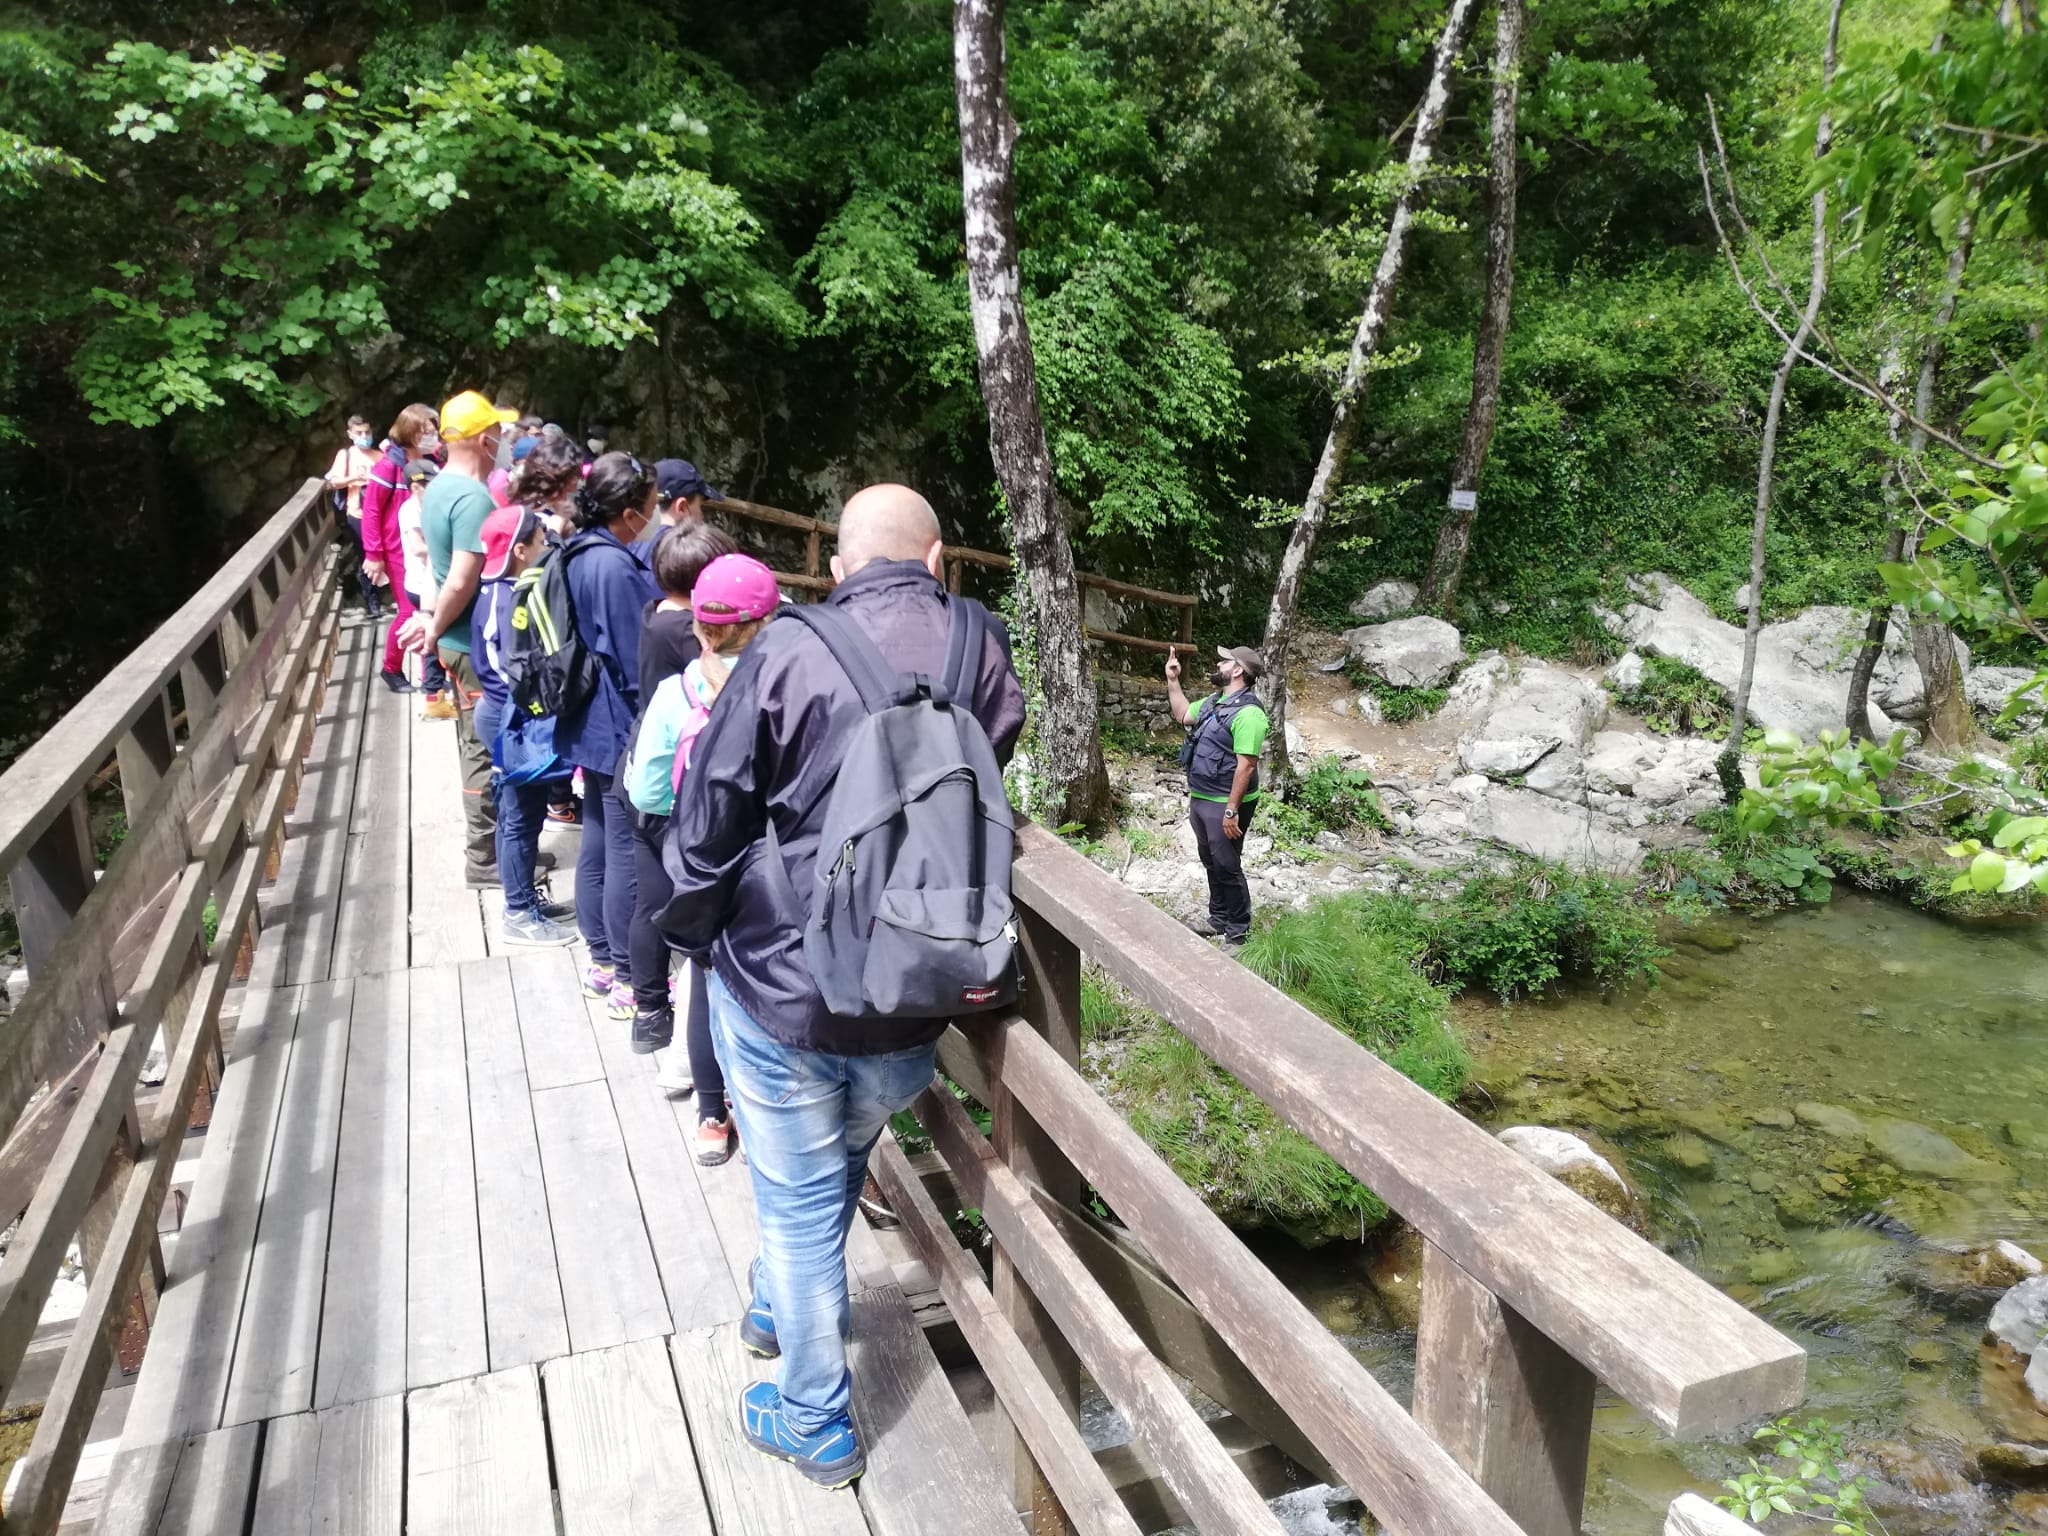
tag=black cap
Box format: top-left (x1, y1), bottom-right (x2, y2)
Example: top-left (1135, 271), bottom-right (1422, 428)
top-left (654, 458), bottom-right (726, 503)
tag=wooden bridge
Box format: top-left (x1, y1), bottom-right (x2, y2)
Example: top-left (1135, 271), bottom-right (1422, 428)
top-left (0, 485), bottom-right (1802, 1534)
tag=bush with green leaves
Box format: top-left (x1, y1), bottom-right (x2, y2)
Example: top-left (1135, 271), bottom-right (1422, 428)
top-left (1717, 1416), bottom-right (1884, 1536)
top-left (1408, 863), bottom-right (1667, 998)
top-left (1287, 755), bottom-right (1392, 834)
top-left (1605, 654), bottom-right (1734, 739)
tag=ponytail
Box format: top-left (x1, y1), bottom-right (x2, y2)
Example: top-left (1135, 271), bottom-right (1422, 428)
top-left (575, 451), bottom-right (653, 532)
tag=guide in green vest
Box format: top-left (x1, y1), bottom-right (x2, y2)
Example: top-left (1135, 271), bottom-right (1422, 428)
top-left (1165, 643), bottom-right (1269, 948)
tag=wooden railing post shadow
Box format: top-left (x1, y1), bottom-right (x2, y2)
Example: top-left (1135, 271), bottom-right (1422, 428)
top-left (997, 907), bottom-right (1087, 1535)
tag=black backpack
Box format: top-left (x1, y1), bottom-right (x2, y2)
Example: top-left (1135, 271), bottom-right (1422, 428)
top-left (502, 532), bottom-right (608, 723)
top-left (761, 599), bottom-right (1018, 1020)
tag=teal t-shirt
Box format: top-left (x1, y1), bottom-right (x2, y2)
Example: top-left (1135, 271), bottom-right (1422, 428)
top-left (421, 470), bottom-right (495, 655)
top-left (1187, 691), bottom-right (1269, 802)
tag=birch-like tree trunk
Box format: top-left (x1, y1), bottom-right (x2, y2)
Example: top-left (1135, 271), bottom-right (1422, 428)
top-left (955, 0), bottom-right (1111, 827)
top-left (1258, 0), bottom-right (1483, 784)
top-left (1720, 0), bottom-right (1842, 792)
top-left (1420, 0), bottom-right (1526, 617)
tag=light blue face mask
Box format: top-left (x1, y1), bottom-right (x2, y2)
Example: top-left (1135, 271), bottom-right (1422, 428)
top-left (354, 435), bottom-right (374, 449)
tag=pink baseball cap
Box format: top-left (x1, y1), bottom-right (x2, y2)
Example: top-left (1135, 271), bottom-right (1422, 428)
top-left (692, 553), bottom-right (781, 624)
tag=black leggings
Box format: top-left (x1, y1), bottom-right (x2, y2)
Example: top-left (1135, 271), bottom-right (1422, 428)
top-left (629, 817), bottom-right (673, 1012)
top-left (683, 961), bottom-right (723, 1125)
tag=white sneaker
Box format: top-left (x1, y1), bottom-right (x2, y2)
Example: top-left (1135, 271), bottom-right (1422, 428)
top-left (654, 1048), bottom-right (693, 1096)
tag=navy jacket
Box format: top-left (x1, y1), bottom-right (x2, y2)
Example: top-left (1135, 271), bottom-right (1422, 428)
top-left (555, 528), bottom-right (659, 775)
top-left (661, 560), bottom-right (1026, 1055)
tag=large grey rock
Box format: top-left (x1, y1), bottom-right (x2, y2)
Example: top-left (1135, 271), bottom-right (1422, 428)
top-left (1457, 663), bottom-right (1608, 786)
top-left (1469, 786), bottom-right (1644, 872)
top-left (1499, 1125), bottom-right (1622, 1184)
top-left (1866, 1117), bottom-right (2007, 1181)
top-left (1610, 576), bottom-right (1968, 742)
top-left (1968, 666), bottom-right (2045, 728)
top-left (1605, 652), bottom-right (1646, 692)
top-left (1348, 579), bottom-right (1419, 621)
top-left (1343, 616), bottom-right (1464, 689)
top-left (1989, 1275), bottom-right (2048, 1355)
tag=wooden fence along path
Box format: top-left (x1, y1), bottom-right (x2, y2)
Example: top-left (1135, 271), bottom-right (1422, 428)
top-left (0, 482), bottom-right (1795, 1535)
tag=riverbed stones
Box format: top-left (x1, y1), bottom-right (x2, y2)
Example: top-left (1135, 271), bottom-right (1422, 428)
top-left (1867, 1118), bottom-right (2007, 1181)
top-left (1795, 1102), bottom-right (1869, 1139)
top-left (1664, 1133), bottom-right (1715, 1176)
top-left (1979, 1442), bottom-right (2048, 1487)
top-left (1497, 1125), bottom-right (1641, 1226)
top-left (1989, 1278), bottom-right (2048, 1355)
top-left (1749, 1107), bottom-right (1797, 1130)
top-left (1342, 615), bottom-right (1464, 689)
top-left (1348, 579), bottom-right (1419, 621)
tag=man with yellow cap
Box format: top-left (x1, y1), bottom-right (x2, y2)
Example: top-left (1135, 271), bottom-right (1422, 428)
top-left (401, 389), bottom-right (518, 885)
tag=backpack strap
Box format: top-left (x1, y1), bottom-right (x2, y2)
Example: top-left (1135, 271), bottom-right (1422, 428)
top-left (777, 603), bottom-right (904, 714)
top-left (938, 597), bottom-right (987, 707)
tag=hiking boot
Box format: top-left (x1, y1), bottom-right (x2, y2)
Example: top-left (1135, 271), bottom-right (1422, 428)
top-left (740, 1264), bottom-right (778, 1360)
top-left (739, 1382), bottom-right (864, 1490)
top-left (502, 910), bottom-right (577, 948)
top-left (464, 863), bottom-right (500, 890)
top-left (1182, 914), bottom-right (1224, 937)
top-left (654, 1047), bottom-right (692, 1096)
top-left (1221, 930), bottom-right (1250, 951)
top-left (379, 669), bottom-right (415, 694)
top-left (538, 894), bottom-right (576, 923)
top-left (630, 1005), bottom-right (673, 1054)
top-left (695, 1114), bottom-right (734, 1167)
top-left (546, 799), bottom-right (581, 826)
top-left (422, 692), bottom-right (458, 721)
top-left (582, 963), bottom-right (616, 1000)
top-left (606, 981), bottom-right (636, 1022)
top-left (535, 848), bottom-right (558, 873)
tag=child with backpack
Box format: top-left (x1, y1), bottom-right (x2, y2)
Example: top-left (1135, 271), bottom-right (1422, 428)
top-left (325, 414), bottom-right (382, 619)
top-left (473, 505), bottom-right (575, 947)
top-left (628, 551), bottom-right (779, 1164)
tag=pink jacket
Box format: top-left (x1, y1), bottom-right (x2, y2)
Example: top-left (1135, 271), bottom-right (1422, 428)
top-left (360, 445), bottom-right (408, 562)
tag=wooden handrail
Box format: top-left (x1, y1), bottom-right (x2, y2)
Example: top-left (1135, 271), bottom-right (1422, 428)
top-left (0, 480), bottom-right (339, 1532)
top-left (1004, 820), bottom-right (1805, 1439)
top-left (708, 493), bottom-right (1198, 649)
top-left (0, 483), bottom-right (325, 874)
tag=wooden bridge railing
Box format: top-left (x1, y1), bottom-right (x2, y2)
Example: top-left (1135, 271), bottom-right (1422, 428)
top-left (713, 495), bottom-right (1198, 656)
top-left (0, 480), bottom-right (336, 1531)
top-left (874, 821), bottom-right (1806, 1536)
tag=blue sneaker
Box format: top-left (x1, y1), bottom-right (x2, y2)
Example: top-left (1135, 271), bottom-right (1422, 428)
top-left (739, 1381), bottom-right (864, 1489)
top-left (741, 1260), bottom-right (778, 1359)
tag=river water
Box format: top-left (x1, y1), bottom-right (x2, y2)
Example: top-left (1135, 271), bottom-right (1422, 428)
top-left (1153, 891), bottom-right (2048, 1535)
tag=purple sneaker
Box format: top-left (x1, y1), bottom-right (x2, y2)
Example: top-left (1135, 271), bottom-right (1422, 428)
top-left (607, 980), bottom-right (635, 1022)
top-left (582, 963), bottom-right (615, 1000)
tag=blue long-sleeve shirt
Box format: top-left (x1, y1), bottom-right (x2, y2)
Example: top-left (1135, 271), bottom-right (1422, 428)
top-left (555, 528), bottom-right (659, 775)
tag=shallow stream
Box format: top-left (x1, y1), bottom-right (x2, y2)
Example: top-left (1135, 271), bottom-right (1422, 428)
top-left (1226, 891), bottom-right (2048, 1534)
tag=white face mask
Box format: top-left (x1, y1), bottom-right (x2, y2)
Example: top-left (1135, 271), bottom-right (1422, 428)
top-left (586, 437), bottom-right (606, 454)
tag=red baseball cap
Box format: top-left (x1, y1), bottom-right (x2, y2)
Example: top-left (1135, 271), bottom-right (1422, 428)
top-left (480, 506), bottom-right (543, 581)
top-left (692, 553), bottom-right (781, 623)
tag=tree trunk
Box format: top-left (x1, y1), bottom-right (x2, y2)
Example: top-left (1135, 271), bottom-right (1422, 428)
top-left (1844, 521), bottom-right (1906, 741)
top-left (1902, 218), bottom-right (1977, 755)
top-left (1420, 0), bottom-right (1526, 617)
top-left (1720, 0), bottom-right (1841, 795)
top-left (1258, 0), bottom-right (1484, 786)
top-left (954, 0), bottom-right (1112, 828)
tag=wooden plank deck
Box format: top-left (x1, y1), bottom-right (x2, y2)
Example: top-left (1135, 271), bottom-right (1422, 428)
top-left (91, 611), bottom-right (1016, 1534)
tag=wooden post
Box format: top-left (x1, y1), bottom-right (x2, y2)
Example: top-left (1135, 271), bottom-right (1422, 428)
top-left (949, 559), bottom-right (964, 595)
top-left (994, 907), bottom-right (1084, 1533)
top-left (115, 693), bottom-right (179, 824)
top-left (8, 793), bottom-right (97, 978)
top-left (805, 527), bottom-right (821, 582)
top-left (1413, 1240), bottom-right (1597, 1536)
top-left (180, 629), bottom-right (229, 735)
top-left (1179, 604), bottom-right (1194, 646)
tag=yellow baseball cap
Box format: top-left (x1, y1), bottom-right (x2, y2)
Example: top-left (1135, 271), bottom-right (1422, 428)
top-left (438, 389), bottom-right (519, 441)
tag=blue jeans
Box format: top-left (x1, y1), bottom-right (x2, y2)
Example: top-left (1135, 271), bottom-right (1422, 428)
top-left (477, 695), bottom-right (548, 918)
top-left (575, 766), bottom-right (636, 967)
top-left (707, 972), bottom-right (937, 1433)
